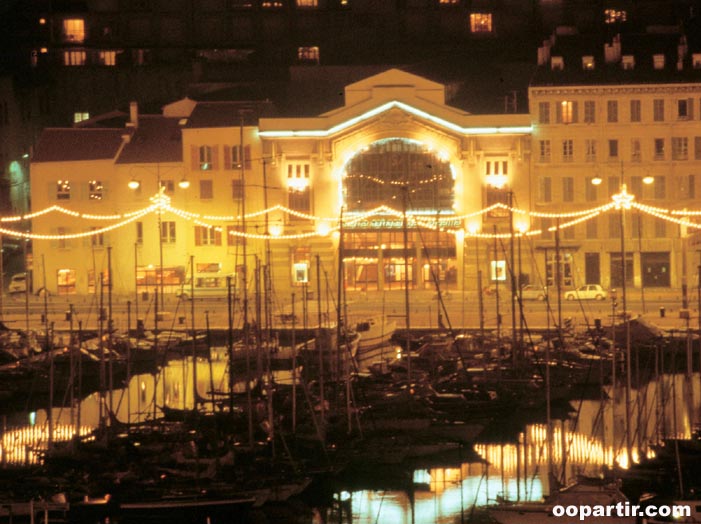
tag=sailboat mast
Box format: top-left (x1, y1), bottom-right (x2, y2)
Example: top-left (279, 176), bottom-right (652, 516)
top-left (316, 254), bottom-right (325, 428)
top-left (190, 256), bottom-right (197, 407)
top-left (402, 185), bottom-right (411, 380)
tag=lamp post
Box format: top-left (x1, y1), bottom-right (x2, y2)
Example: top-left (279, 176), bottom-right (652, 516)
top-left (128, 165), bottom-right (187, 306)
top-left (591, 170), bottom-right (653, 467)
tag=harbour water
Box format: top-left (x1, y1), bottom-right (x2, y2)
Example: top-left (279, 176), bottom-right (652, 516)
top-left (2, 344), bottom-right (699, 523)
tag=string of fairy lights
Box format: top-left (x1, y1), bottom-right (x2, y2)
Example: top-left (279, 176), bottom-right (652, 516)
top-left (1, 186), bottom-right (699, 242)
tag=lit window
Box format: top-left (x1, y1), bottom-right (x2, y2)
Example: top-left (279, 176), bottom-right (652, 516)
top-left (73, 112), bottom-right (90, 123)
top-left (63, 50), bottom-right (86, 66)
top-left (287, 163), bottom-right (310, 191)
top-left (297, 46), bottom-right (320, 64)
top-left (199, 145), bottom-right (213, 170)
top-left (557, 100), bottom-right (577, 124)
top-left (262, 0), bottom-right (283, 6)
top-left (296, 0), bottom-right (317, 6)
top-left (89, 180), bottom-right (103, 200)
top-left (98, 50), bottom-right (117, 66)
top-left (582, 56), bottom-right (595, 70)
top-left (622, 55), bottom-right (635, 70)
top-left (293, 262), bottom-right (309, 283)
top-left (57, 268), bottom-right (77, 294)
top-left (470, 13), bottom-right (493, 33)
top-left (63, 18), bottom-right (85, 42)
top-left (57, 180), bottom-right (71, 200)
top-left (439, 0), bottom-right (459, 4)
top-left (551, 56), bottom-right (564, 70)
top-left (693, 54), bottom-right (701, 69)
top-left (653, 54), bottom-right (665, 70)
top-left (485, 159), bottom-right (509, 188)
top-left (604, 9), bottom-right (627, 23)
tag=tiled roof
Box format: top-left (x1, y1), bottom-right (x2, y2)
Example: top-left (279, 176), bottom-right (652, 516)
top-left (531, 31), bottom-right (701, 86)
top-left (116, 116), bottom-right (183, 164)
top-left (184, 101), bottom-right (276, 128)
top-left (32, 128), bottom-right (128, 163)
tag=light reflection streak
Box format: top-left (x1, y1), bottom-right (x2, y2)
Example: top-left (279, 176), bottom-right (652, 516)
top-left (1, 357), bottom-right (698, 523)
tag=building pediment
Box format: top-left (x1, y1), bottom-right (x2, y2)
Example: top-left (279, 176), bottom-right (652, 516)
top-left (259, 68), bottom-right (530, 139)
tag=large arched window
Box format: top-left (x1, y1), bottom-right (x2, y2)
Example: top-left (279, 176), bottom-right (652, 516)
top-left (343, 139), bottom-right (454, 213)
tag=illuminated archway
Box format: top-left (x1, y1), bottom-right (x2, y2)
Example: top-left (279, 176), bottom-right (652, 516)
top-left (339, 138), bottom-right (459, 292)
top-left (342, 138), bottom-right (454, 213)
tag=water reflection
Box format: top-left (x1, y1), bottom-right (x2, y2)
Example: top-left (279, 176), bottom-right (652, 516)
top-left (2, 357), bottom-right (699, 523)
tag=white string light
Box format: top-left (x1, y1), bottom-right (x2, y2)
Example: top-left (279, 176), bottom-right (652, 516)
top-left (4, 190), bottom-right (699, 241)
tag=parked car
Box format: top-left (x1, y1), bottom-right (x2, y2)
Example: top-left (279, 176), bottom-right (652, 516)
top-left (517, 284), bottom-right (548, 301)
top-left (564, 284), bottom-right (607, 301)
top-left (8, 273), bottom-right (27, 294)
top-left (8, 273), bottom-right (49, 296)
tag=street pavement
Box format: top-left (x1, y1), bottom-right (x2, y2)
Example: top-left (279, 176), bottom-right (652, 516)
top-left (0, 287), bottom-right (697, 335)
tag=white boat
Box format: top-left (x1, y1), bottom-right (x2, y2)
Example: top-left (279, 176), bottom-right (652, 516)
top-left (488, 479), bottom-right (636, 524)
top-left (354, 316), bottom-right (396, 353)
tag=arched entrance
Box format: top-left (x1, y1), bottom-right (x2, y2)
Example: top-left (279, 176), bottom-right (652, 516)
top-left (342, 138), bottom-right (458, 292)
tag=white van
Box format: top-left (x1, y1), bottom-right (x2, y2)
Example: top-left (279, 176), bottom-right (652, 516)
top-left (8, 273), bottom-right (28, 294)
top-left (176, 274), bottom-right (234, 300)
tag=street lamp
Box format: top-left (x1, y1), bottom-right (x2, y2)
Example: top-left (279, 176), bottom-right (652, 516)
top-left (591, 170), bottom-right (653, 467)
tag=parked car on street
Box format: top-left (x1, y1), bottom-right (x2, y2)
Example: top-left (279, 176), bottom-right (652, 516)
top-left (517, 284), bottom-right (548, 301)
top-left (564, 284), bottom-right (607, 301)
top-left (8, 273), bottom-right (49, 296)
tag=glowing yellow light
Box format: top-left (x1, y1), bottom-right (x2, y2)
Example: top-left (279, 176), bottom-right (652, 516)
top-left (316, 222), bottom-right (331, 236)
top-left (612, 184), bottom-right (634, 210)
top-left (591, 177), bottom-right (603, 186)
top-left (128, 179), bottom-right (140, 190)
top-left (485, 173), bottom-right (508, 189)
top-left (269, 224), bottom-right (283, 236)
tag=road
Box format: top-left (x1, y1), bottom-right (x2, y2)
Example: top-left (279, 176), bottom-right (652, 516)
top-left (0, 288), bottom-right (696, 334)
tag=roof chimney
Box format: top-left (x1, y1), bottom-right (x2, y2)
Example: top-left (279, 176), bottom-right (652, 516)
top-left (128, 101), bottom-right (138, 128)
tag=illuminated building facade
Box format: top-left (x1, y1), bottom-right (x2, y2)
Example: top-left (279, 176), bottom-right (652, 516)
top-left (27, 57), bottom-right (701, 297)
top-left (29, 69), bottom-right (531, 296)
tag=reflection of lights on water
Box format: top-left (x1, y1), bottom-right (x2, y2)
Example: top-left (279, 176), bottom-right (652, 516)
top-left (1, 424), bottom-right (92, 466)
top-left (474, 423), bottom-right (613, 475)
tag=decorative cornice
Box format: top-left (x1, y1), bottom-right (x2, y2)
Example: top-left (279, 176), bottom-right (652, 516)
top-left (530, 84), bottom-right (701, 97)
